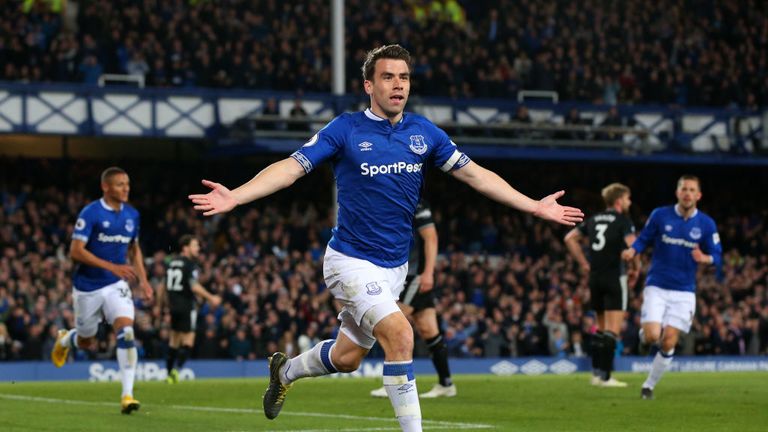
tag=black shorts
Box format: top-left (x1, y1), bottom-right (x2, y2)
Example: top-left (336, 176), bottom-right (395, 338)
top-left (170, 308), bottom-right (197, 332)
top-left (589, 272), bottom-right (628, 312)
top-left (399, 275), bottom-right (436, 312)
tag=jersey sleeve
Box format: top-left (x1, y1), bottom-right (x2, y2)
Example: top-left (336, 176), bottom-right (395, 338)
top-left (72, 206), bottom-right (95, 243)
top-left (632, 208), bottom-right (660, 253)
top-left (701, 217), bottom-right (723, 268)
top-left (428, 124), bottom-right (471, 172)
top-left (290, 115), bottom-right (348, 173)
top-left (414, 203), bottom-right (435, 230)
top-left (187, 261), bottom-right (199, 286)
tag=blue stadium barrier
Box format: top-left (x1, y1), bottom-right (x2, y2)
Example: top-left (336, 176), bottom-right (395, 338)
top-left (2, 356), bottom-right (766, 382)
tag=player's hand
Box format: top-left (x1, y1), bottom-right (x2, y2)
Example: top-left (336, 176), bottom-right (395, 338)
top-left (418, 272), bottom-right (434, 293)
top-left (189, 180), bottom-right (238, 216)
top-left (110, 264), bottom-right (137, 282)
top-left (579, 261), bottom-right (591, 276)
top-left (140, 280), bottom-right (154, 302)
top-left (691, 247), bottom-right (711, 264)
top-left (209, 295), bottom-right (222, 308)
top-left (621, 248), bottom-right (636, 261)
top-left (533, 191), bottom-right (584, 226)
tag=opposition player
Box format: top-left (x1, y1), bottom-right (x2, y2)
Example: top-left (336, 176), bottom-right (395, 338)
top-left (160, 235), bottom-right (221, 383)
top-left (370, 200), bottom-right (456, 399)
top-left (51, 167), bottom-right (153, 414)
top-left (622, 175), bottom-right (722, 400)
top-left (565, 183), bottom-right (639, 388)
top-left (189, 44), bottom-right (583, 431)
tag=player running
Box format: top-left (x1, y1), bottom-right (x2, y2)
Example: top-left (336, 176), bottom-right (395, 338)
top-left (622, 175), bottom-right (722, 399)
top-left (51, 167), bottom-right (153, 414)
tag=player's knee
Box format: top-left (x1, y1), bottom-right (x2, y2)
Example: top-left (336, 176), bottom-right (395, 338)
top-left (117, 326), bottom-right (135, 349)
top-left (645, 328), bottom-right (661, 344)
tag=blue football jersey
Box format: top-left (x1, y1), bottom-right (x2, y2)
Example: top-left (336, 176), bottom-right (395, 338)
top-left (72, 199), bottom-right (141, 291)
top-left (292, 109), bottom-right (470, 267)
top-left (632, 205), bottom-right (721, 292)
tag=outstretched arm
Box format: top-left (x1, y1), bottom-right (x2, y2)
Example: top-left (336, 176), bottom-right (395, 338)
top-left (189, 158), bottom-right (306, 216)
top-left (450, 161), bottom-right (584, 226)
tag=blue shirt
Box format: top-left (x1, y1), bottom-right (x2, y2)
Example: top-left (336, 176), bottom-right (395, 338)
top-left (291, 109), bottom-right (470, 267)
top-left (632, 205), bottom-right (722, 292)
top-left (72, 199), bottom-right (141, 292)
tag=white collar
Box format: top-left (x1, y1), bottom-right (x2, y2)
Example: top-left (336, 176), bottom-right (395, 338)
top-left (100, 198), bottom-right (123, 212)
top-left (364, 108), bottom-right (386, 121)
top-left (674, 204), bottom-right (697, 219)
top-left (364, 108), bottom-right (405, 124)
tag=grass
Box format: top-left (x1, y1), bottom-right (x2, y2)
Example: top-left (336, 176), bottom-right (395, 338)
top-left (0, 372), bottom-right (766, 431)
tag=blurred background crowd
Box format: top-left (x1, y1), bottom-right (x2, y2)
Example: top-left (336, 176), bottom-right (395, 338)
top-left (1, 158), bottom-right (766, 362)
top-left (2, 0), bottom-right (767, 108)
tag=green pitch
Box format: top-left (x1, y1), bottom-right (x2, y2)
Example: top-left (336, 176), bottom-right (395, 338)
top-left (1, 373), bottom-right (766, 431)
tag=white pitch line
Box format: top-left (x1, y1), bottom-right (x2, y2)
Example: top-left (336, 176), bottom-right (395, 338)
top-left (0, 394), bottom-right (494, 430)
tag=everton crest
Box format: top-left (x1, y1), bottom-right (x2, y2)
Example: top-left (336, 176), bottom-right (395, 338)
top-left (409, 135), bottom-right (428, 155)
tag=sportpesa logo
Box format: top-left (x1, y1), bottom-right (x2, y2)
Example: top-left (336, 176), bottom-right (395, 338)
top-left (360, 162), bottom-right (423, 177)
top-left (97, 233), bottom-right (133, 244)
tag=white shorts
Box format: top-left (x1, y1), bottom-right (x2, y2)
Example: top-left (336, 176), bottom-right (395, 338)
top-left (73, 280), bottom-right (135, 337)
top-left (641, 286), bottom-right (696, 333)
top-left (323, 246), bottom-right (407, 349)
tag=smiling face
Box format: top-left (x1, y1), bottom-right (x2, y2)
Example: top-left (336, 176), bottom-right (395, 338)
top-left (364, 58), bottom-right (410, 123)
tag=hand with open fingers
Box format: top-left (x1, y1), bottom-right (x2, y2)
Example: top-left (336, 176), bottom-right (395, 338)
top-left (188, 180), bottom-right (238, 216)
top-left (111, 264), bottom-right (137, 282)
top-left (533, 190), bottom-right (584, 226)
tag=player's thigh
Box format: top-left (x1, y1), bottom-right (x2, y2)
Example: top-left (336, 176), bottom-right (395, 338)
top-left (102, 280), bottom-right (135, 325)
top-left (323, 247), bottom-right (406, 341)
top-left (73, 288), bottom-right (105, 338)
top-left (662, 291), bottom-right (696, 333)
top-left (372, 309), bottom-right (413, 358)
top-left (640, 286), bottom-right (667, 324)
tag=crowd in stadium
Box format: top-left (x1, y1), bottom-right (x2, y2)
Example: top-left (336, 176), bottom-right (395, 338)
top-left (1, 159), bottom-right (766, 362)
top-left (2, 0), bottom-right (767, 108)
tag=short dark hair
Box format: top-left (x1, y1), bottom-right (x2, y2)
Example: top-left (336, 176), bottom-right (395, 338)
top-left (179, 234), bottom-right (196, 250)
top-left (601, 183), bottom-right (630, 207)
top-left (677, 175), bottom-right (701, 190)
top-left (100, 166), bottom-right (127, 184)
top-left (361, 44), bottom-right (412, 81)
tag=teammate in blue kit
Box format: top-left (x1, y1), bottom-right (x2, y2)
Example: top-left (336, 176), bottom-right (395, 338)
top-left (51, 166), bottom-right (153, 414)
top-left (189, 45), bottom-right (583, 431)
top-left (622, 175), bottom-right (722, 400)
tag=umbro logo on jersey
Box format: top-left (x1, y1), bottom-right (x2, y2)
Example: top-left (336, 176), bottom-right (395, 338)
top-left (358, 141), bottom-right (373, 151)
top-left (102, 221), bottom-right (110, 228)
top-left (665, 224), bottom-right (673, 232)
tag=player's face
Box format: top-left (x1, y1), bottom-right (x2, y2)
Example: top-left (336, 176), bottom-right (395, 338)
top-left (102, 173), bottom-right (130, 203)
top-left (188, 239), bottom-right (200, 257)
top-left (364, 58), bottom-right (410, 121)
top-left (619, 193), bottom-right (632, 213)
top-left (676, 179), bottom-right (701, 210)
